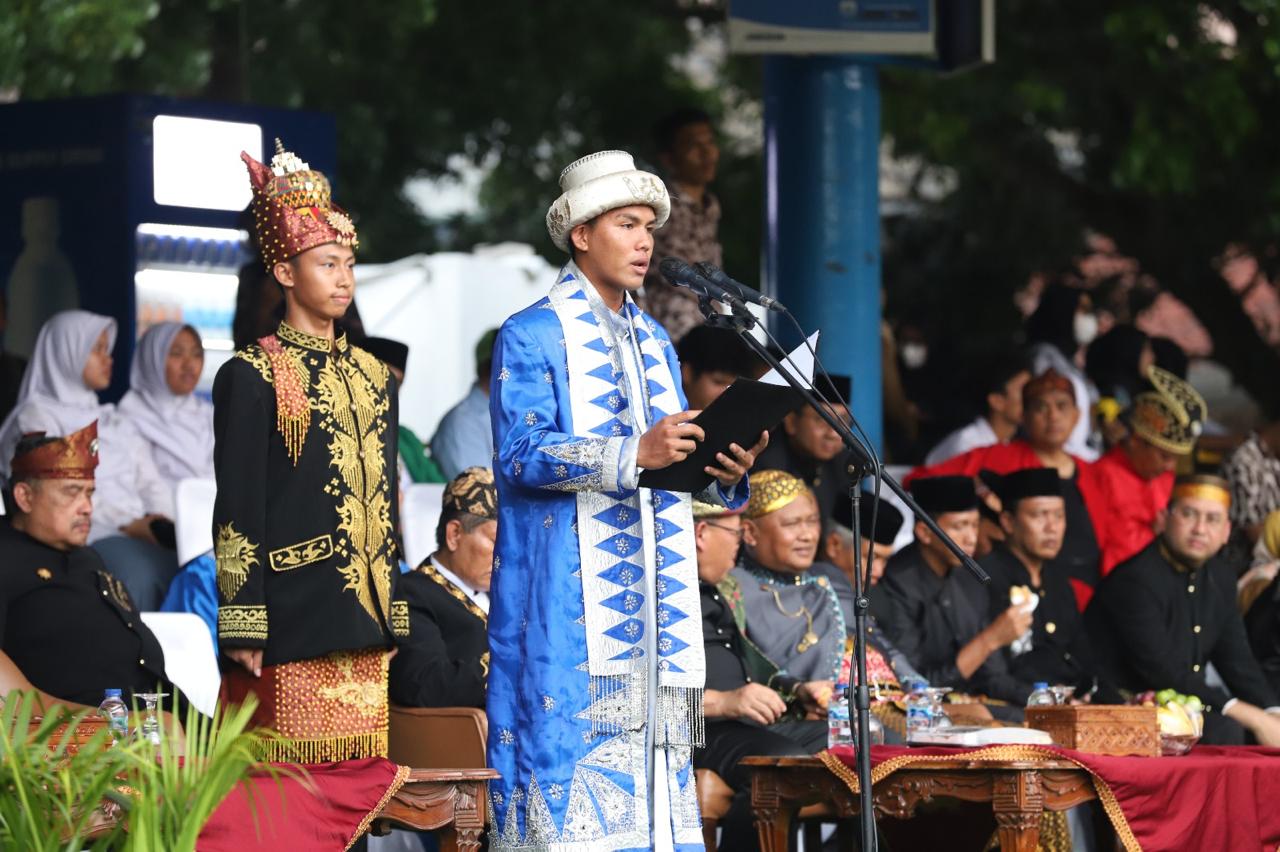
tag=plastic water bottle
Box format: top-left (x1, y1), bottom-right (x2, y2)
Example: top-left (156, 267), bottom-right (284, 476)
top-left (97, 689), bottom-right (129, 745)
top-left (1027, 682), bottom-right (1057, 707)
top-left (828, 683), bottom-right (853, 749)
top-left (905, 678), bottom-right (932, 739)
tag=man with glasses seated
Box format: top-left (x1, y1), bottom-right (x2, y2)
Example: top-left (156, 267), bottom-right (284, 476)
top-left (1087, 475), bottom-right (1280, 744)
top-left (694, 496), bottom-right (826, 852)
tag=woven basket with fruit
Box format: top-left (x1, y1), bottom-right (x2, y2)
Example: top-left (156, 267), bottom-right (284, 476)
top-left (1132, 690), bottom-right (1205, 755)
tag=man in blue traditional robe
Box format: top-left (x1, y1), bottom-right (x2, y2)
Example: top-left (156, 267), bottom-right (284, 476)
top-left (486, 150), bottom-right (766, 851)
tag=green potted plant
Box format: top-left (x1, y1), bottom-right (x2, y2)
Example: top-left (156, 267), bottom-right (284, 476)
top-left (0, 690), bottom-right (287, 852)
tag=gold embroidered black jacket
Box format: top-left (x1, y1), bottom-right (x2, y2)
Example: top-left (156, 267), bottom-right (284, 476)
top-left (212, 322), bottom-right (409, 666)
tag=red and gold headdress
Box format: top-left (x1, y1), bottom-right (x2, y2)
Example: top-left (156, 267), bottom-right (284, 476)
top-left (241, 139), bottom-right (359, 269)
top-left (11, 421), bottom-right (98, 481)
top-left (1022, 367), bottom-right (1075, 407)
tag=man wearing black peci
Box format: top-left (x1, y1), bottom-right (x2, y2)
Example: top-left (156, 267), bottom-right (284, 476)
top-left (878, 476), bottom-right (1032, 705)
top-left (753, 372), bottom-right (855, 524)
top-left (980, 468), bottom-right (1099, 700)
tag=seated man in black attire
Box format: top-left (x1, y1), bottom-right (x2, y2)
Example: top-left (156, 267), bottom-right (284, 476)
top-left (693, 498), bottom-right (826, 852)
top-left (813, 493), bottom-right (924, 684)
top-left (675, 323), bottom-right (761, 410)
top-left (878, 476), bottom-right (1031, 709)
top-left (1087, 475), bottom-right (1280, 745)
top-left (0, 423), bottom-right (175, 714)
top-left (982, 468), bottom-right (1099, 701)
top-left (753, 372), bottom-right (854, 523)
top-left (389, 468), bottom-right (495, 709)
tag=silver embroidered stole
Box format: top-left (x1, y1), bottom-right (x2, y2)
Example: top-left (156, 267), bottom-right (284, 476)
top-left (548, 263), bottom-right (704, 747)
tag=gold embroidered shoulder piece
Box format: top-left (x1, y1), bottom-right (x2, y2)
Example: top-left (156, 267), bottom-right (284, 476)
top-left (234, 344), bottom-right (274, 385)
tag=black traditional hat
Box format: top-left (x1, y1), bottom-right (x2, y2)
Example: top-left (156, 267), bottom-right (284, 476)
top-left (909, 475), bottom-right (978, 514)
top-left (994, 468), bottom-right (1061, 510)
top-left (832, 492), bottom-right (903, 546)
top-left (361, 337), bottom-right (409, 373)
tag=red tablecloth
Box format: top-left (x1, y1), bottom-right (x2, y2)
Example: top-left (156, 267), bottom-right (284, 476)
top-left (197, 757), bottom-right (410, 852)
top-left (823, 744), bottom-right (1280, 852)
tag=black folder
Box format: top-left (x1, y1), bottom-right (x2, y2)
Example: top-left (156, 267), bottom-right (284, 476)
top-left (638, 378), bottom-right (805, 493)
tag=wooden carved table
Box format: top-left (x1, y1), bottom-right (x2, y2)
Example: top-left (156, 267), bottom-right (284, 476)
top-left (743, 754), bottom-right (1099, 852)
top-left (370, 768), bottom-right (499, 852)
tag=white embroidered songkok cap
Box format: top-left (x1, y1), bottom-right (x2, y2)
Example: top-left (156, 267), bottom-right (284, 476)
top-left (545, 150), bottom-right (671, 252)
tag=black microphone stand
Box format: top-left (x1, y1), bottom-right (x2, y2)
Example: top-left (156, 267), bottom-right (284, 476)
top-left (699, 299), bottom-right (987, 852)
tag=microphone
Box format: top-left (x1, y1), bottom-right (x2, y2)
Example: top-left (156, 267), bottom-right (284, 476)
top-left (694, 262), bottom-right (787, 313)
top-left (657, 258), bottom-right (750, 311)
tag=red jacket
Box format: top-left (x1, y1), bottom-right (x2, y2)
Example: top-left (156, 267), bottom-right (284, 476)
top-left (1077, 445), bottom-right (1174, 577)
top-left (906, 439), bottom-right (1081, 483)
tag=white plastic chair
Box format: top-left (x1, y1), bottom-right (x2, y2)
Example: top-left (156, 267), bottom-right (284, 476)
top-left (174, 477), bottom-right (217, 568)
top-left (402, 483), bottom-right (446, 568)
top-left (139, 612), bottom-right (221, 717)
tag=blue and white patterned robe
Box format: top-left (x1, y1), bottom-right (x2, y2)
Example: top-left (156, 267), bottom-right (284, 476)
top-left (486, 263), bottom-right (747, 851)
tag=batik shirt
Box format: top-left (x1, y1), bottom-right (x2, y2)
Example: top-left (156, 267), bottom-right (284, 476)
top-left (642, 189), bottom-right (723, 343)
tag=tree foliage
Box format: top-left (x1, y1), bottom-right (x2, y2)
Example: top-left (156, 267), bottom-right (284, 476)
top-left (880, 0), bottom-right (1280, 414)
top-left (9, 0), bottom-right (1280, 411)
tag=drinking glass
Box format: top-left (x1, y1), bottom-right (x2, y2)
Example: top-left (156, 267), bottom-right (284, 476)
top-left (133, 692), bottom-right (169, 747)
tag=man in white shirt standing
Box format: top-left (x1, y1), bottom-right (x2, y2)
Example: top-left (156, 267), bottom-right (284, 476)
top-left (925, 353), bottom-right (1031, 465)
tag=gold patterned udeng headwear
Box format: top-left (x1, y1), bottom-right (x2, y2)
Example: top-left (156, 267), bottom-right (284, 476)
top-left (1171, 474), bottom-right (1230, 509)
top-left (745, 469), bottom-right (811, 519)
top-left (442, 467), bottom-right (497, 520)
top-left (1129, 366), bottom-right (1207, 455)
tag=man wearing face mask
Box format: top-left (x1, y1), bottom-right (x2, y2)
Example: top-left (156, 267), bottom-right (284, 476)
top-left (753, 373), bottom-right (855, 524)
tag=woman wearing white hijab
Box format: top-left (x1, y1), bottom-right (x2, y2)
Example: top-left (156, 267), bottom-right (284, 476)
top-left (118, 322), bottom-right (214, 487)
top-left (0, 310), bottom-right (177, 609)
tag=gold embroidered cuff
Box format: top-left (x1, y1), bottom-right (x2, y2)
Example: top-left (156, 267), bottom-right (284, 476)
top-left (390, 600), bottom-right (410, 637)
top-left (269, 534), bottom-right (334, 571)
top-left (219, 605), bottom-right (268, 642)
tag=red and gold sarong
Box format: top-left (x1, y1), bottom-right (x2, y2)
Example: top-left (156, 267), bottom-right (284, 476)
top-left (221, 648), bottom-right (389, 762)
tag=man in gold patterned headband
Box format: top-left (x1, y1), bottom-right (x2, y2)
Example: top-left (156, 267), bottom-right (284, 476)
top-left (390, 468), bottom-right (496, 710)
top-left (1088, 474), bottom-right (1280, 745)
top-left (727, 471), bottom-right (844, 703)
top-left (692, 496), bottom-right (828, 850)
top-left (1080, 367), bottom-right (1207, 577)
top-left (215, 140), bottom-right (408, 765)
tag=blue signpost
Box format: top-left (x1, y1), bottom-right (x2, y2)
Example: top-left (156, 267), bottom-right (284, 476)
top-left (731, 7), bottom-right (993, 849)
top-left (734, 0), bottom-right (991, 455)
top-left (763, 56), bottom-right (884, 452)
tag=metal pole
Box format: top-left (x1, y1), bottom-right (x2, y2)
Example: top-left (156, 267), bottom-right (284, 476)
top-left (764, 56), bottom-right (884, 455)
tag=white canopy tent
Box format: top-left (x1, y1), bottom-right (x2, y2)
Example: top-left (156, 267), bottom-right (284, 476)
top-left (354, 244), bottom-right (559, 440)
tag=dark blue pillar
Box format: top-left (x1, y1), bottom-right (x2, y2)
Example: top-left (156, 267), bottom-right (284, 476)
top-left (764, 57), bottom-right (883, 454)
